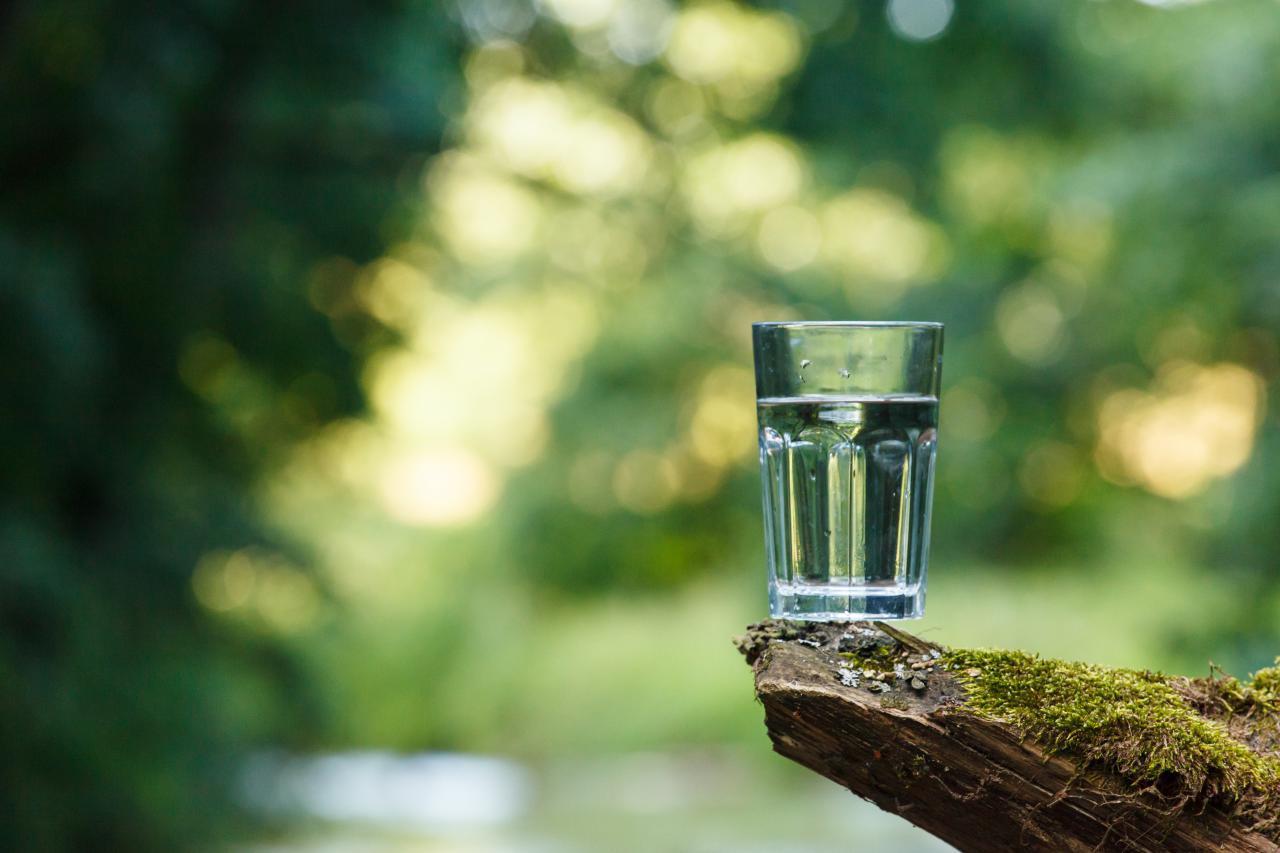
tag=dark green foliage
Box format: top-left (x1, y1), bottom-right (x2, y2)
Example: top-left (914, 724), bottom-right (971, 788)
top-left (0, 2), bottom-right (458, 848)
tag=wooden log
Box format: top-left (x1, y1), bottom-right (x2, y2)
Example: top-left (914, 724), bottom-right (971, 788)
top-left (735, 620), bottom-right (1280, 852)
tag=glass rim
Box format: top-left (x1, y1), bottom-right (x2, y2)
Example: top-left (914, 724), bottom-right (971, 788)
top-left (752, 320), bottom-right (943, 329)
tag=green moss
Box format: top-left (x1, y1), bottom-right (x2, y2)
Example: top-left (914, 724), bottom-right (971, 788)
top-left (1186, 658), bottom-right (1280, 722)
top-left (839, 644), bottom-right (898, 668)
top-left (942, 648), bottom-right (1280, 807)
top-left (880, 694), bottom-right (910, 711)
top-left (1250, 659), bottom-right (1280, 700)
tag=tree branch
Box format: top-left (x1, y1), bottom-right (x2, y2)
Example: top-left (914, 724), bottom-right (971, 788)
top-left (736, 621), bottom-right (1280, 852)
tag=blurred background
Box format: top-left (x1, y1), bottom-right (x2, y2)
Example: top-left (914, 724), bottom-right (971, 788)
top-left (4, 0), bottom-right (1279, 849)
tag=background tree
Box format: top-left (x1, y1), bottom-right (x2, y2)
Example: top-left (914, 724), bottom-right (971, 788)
top-left (0, 3), bottom-right (457, 847)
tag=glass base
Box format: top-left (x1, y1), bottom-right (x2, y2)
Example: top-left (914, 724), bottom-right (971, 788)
top-left (769, 581), bottom-right (924, 621)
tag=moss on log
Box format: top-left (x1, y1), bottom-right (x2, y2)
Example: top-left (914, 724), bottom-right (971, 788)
top-left (736, 620), bottom-right (1280, 852)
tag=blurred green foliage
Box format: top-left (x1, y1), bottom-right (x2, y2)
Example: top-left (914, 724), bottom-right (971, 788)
top-left (4, 0), bottom-right (1280, 848)
top-left (0, 1), bottom-right (457, 848)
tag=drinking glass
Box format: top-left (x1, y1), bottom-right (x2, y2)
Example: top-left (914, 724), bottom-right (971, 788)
top-left (753, 322), bottom-right (943, 620)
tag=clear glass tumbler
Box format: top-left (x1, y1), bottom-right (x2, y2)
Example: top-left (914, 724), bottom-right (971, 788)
top-left (753, 321), bottom-right (943, 620)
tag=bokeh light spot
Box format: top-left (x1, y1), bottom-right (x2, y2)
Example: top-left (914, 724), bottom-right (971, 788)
top-left (940, 127), bottom-right (1033, 226)
top-left (646, 78), bottom-right (708, 139)
top-left (428, 155), bottom-right (541, 264)
top-left (255, 564), bottom-right (320, 634)
top-left (607, 0), bottom-right (674, 64)
top-left (684, 135), bottom-right (807, 235)
top-left (539, 0), bottom-right (618, 30)
top-left (469, 79), bottom-right (651, 196)
top-left (193, 550), bottom-right (256, 612)
top-left (886, 0), bottom-right (954, 42)
top-left (820, 188), bottom-right (947, 291)
top-left (757, 205), bottom-right (822, 272)
top-left (996, 282), bottom-right (1067, 365)
top-left (378, 449), bottom-right (501, 526)
top-left (665, 4), bottom-right (802, 91)
top-left (1096, 363), bottom-right (1265, 499)
top-left (354, 258), bottom-right (432, 329)
top-left (193, 550), bottom-right (319, 633)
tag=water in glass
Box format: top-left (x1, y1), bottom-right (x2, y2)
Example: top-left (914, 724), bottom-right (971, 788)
top-left (758, 393), bottom-right (937, 619)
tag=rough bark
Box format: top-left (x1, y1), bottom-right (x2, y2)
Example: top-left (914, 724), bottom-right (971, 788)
top-left (736, 620), bottom-right (1278, 852)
